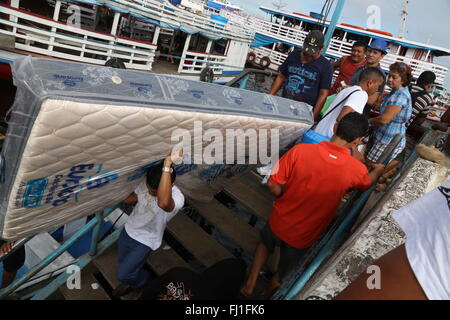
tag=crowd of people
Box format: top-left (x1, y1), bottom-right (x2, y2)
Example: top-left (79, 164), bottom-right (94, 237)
top-left (0, 30), bottom-right (446, 301)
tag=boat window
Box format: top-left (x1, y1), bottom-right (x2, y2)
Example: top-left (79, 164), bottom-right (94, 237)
top-left (19, 0), bottom-right (53, 19)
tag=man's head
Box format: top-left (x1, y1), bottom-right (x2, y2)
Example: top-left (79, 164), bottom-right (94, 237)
top-left (333, 112), bottom-right (369, 148)
top-left (302, 30), bottom-right (324, 60)
top-left (350, 41), bottom-right (367, 64)
top-left (416, 71), bottom-right (436, 90)
top-left (358, 67), bottom-right (385, 95)
top-left (365, 39), bottom-right (388, 66)
top-left (146, 161), bottom-right (176, 196)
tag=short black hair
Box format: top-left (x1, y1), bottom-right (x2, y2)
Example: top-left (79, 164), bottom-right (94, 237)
top-left (335, 112), bottom-right (369, 142)
top-left (359, 67), bottom-right (385, 83)
top-left (352, 41), bottom-right (367, 51)
top-left (146, 161), bottom-right (176, 190)
top-left (416, 71), bottom-right (436, 87)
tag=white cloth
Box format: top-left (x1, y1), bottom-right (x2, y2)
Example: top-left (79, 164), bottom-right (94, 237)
top-left (315, 86), bottom-right (368, 138)
top-left (125, 181), bottom-right (185, 250)
top-left (393, 180), bottom-right (450, 300)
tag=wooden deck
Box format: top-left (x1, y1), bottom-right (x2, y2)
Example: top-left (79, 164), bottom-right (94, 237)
top-left (54, 169), bottom-right (275, 300)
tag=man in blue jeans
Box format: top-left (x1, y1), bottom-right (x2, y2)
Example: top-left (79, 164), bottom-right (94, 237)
top-left (114, 154), bottom-right (185, 298)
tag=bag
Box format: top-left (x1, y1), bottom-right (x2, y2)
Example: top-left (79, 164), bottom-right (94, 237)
top-left (300, 89), bottom-right (361, 144)
top-left (319, 94), bottom-right (337, 117)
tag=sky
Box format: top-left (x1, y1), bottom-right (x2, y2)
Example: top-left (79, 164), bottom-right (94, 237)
top-left (231, 0), bottom-right (450, 90)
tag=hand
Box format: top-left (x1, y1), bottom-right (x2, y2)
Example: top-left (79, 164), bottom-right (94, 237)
top-left (0, 242), bottom-right (15, 255)
top-left (165, 148), bottom-right (184, 166)
top-left (369, 163), bottom-right (385, 172)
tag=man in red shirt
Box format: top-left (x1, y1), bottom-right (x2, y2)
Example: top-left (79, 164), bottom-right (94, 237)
top-left (329, 41), bottom-right (367, 95)
top-left (241, 113), bottom-right (385, 298)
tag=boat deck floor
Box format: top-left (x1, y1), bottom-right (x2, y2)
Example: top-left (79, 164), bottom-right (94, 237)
top-left (56, 170), bottom-right (276, 300)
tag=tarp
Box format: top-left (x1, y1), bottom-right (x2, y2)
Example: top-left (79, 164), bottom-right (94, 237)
top-left (250, 33), bottom-right (300, 49)
top-left (66, 0), bottom-right (228, 40)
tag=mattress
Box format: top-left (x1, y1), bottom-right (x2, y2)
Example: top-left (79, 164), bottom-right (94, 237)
top-left (0, 57), bottom-right (313, 240)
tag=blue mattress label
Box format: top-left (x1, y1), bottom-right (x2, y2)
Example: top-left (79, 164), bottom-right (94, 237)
top-left (20, 163), bottom-right (120, 209)
top-left (23, 178), bottom-right (48, 209)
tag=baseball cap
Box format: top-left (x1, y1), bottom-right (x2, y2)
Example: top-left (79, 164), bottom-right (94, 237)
top-left (368, 39), bottom-right (388, 55)
top-left (303, 30), bottom-right (324, 55)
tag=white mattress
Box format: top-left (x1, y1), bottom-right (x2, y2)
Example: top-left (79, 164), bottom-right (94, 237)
top-left (0, 57), bottom-right (313, 240)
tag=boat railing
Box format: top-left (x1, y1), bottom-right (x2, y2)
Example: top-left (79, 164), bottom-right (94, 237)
top-left (179, 50), bottom-right (227, 75)
top-left (0, 5), bottom-right (157, 71)
top-left (251, 46), bottom-right (288, 68)
top-left (381, 54), bottom-right (448, 85)
top-left (102, 0), bottom-right (254, 41)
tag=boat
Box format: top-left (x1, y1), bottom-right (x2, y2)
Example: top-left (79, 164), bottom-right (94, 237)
top-left (220, 4), bottom-right (450, 119)
top-left (0, 0), bottom-right (254, 84)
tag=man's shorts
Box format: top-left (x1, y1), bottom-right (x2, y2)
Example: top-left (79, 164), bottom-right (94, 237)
top-left (367, 140), bottom-right (404, 163)
top-left (260, 223), bottom-right (309, 280)
top-left (1, 242), bottom-right (26, 273)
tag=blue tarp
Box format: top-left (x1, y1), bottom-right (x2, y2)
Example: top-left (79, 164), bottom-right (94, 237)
top-left (66, 0), bottom-right (228, 40)
top-left (207, 1), bottom-right (223, 10)
top-left (251, 33), bottom-right (300, 49)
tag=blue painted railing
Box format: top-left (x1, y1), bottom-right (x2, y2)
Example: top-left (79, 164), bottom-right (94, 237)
top-left (0, 205), bottom-right (119, 300)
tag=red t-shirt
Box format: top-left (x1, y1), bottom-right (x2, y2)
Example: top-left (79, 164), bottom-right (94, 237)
top-left (330, 56), bottom-right (365, 95)
top-left (268, 141), bottom-right (372, 249)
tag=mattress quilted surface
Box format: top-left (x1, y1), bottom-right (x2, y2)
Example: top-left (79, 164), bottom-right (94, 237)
top-left (0, 57), bottom-right (313, 240)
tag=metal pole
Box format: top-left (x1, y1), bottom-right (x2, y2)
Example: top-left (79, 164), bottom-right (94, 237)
top-left (0, 205), bottom-right (118, 299)
top-left (0, 216), bottom-right (100, 299)
top-left (322, 0), bottom-right (346, 54)
top-left (31, 226), bottom-right (122, 300)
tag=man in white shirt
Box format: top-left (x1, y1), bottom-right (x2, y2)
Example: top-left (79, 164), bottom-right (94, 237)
top-left (336, 180), bottom-right (450, 300)
top-left (114, 155), bottom-right (185, 297)
top-left (315, 67), bottom-right (385, 139)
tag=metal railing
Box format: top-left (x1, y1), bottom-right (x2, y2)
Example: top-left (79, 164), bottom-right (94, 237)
top-left (0, 205), bottom-right (120, 300)
top-left (0, 5), bottom-right (157, 71)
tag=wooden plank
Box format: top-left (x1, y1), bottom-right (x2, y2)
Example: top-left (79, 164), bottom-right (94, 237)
top-left (167, 214), bottom-right (234, 268)
top-left (93, 245), bottom-right (121, 290)
top-left (59, 265), bottom-right (110, 300)
top-left (223, 177), bottom-right (273, 220)
top-left (193, 199), bottom-right (259, 254)
top-left (147, 242), bottom-right (192, 276)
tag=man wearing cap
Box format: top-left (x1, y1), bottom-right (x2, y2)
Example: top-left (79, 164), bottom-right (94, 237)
top-left (349, 39), bottom-right (388, 116)
top-left (269, 30), bottom-right (333, 121)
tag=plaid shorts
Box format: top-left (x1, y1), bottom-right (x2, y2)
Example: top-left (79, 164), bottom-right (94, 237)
top-left (367, 140), bottom-right (404, 163)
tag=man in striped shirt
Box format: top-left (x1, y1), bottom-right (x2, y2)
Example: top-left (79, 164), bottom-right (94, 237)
top-left (407, 71), bottom-right (436, 127)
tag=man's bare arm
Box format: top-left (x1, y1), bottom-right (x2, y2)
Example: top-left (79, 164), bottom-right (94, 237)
top-left (122, 192), bottom-right (137, 204)
top-left (313, 89), bottom-right (330, 121)
top-left (267, 181), bottom-right (283, 198)
top-left (269, 74), bottom-right (286, 95)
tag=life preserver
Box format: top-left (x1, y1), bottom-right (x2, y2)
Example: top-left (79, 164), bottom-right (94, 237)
top-left (259, 56), bottom-right (271, 69)
top-left (200, 67), bottom-right (214, 83)
top-left (340, 23), bottom-right (365, 30)
top-left (247, 52), bottom-right (256, 63)
top-left (366, 29), bottom-right (393, 37)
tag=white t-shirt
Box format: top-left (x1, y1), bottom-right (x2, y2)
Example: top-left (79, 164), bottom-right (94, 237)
top-left (125, 181), bottom-right (185, 250)
top-left (315, 86), bottom-right (368, 138)
top-left (393, 180), bottom-right (450, 300)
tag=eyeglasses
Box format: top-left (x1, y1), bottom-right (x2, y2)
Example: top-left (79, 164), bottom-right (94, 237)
top-left (397, 62), bottom-right (408, 69)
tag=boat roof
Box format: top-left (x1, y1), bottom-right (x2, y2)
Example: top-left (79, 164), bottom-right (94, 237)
top-left (260, 6), bottom-right (450, 56)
